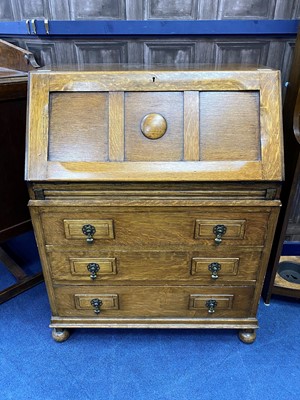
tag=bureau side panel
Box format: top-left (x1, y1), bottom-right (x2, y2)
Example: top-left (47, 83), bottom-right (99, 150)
top-left (29, 206), bottom-right (58, 314)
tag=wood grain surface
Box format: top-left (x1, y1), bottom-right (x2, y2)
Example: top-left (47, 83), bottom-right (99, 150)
top-left (54, 285), bottom-right (255, 318)
top-left (25, 67), bottom-right (283, 182)
top-left (47, 247), bottom-right (262, 284)
top-left (37, 206), bottom-right (270, 247)
top-left (26, 66), bottom-right (283, 341)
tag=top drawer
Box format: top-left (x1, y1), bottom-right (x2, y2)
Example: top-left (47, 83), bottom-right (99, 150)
top-left (25, 68), bottom-right (283, 182)
top-left (38, 206), bottom-right (270, 247)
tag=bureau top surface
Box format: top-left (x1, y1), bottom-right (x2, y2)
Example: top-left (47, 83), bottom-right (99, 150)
top-left (25, 66), bottom-right (284, 182)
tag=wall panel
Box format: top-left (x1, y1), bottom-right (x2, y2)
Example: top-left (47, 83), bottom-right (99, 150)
top-left (1, 0), bottom-right (299, 21)
top-left (68, 0), bottom-right (126, 20)
top-left (144, 41), bottom-right (196, 65)
top-left (145, 0), bottom-right (198, 20)
top-left (218, 0), bottom-right (276, 20)
top-left (215, 41), bottom-right (270, 65)
top-left (74, 41), bottom-right (128, 65)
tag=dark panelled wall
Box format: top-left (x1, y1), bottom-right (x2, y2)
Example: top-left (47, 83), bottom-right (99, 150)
top-left (0, 0), bottom-right (298, 86)
top-left (0, 0), bottom-right (299, 241)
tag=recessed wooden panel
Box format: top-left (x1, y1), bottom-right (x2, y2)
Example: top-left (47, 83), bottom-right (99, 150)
top-left (74, 294), bottom-right (119, 310)
top-left (124, 91), bottom-right (184, 161)
top-left (219, 0), bottom-right (275, 19)
top-left (74, 42), bottom-right (128, 65)
top-left (189, 294), bottom-right (234, 310)
top-left (64, 219), bottom-right (114, 240)
top-left (191, 257), bottom-right (239, 276)
top-left (194, 219), bottom-right (246, 240)
top-left (146, 0), bottom-right (197, 19)
top-left (16, 0), bottom-right (50, 19)
top-left (48, 92), bottom-right (109, 162)
top-left (69, 0), bottom-right (125, 19)
top-left (199, 91), bottom-right (260, 161)
top-left (25, 41), bottom-right (58, 67)
top-left (144, 42), bottom-right (195, 65)
top-left (215, 41), bottom-right (269, 65)
top-left (70, 257), bottom-right (117, 276)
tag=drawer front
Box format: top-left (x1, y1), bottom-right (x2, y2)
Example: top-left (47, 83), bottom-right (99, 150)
top-left (40, 207), bottom-right (269, 247)
top-left (54, 285), bottom-right (255, 318)
top-left (47, 248), bottom-right (262, 283)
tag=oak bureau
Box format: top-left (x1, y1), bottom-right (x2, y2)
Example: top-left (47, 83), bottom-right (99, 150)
top-left (25, 66), bottom-right (283, 343)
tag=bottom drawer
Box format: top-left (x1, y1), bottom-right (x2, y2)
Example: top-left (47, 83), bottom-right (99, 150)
top-left (54, 285), bottom-right (255, 318)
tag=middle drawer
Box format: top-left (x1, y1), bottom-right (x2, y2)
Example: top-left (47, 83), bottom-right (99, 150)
top-left (46, 247), bottom-right (262, 284)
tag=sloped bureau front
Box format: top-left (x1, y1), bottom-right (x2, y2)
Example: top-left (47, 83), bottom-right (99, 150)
top-left (26, 67), bottom-right (283, 182)
top-left (26, 66), bottom-right (283, 343)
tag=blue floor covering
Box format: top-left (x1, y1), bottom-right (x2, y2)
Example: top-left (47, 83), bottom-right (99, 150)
top-left (0, 231), bottom-right (299, 400)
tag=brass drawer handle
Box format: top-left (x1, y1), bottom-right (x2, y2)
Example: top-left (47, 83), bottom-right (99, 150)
top-left (87, 263), bottom-right (100, 280)
top-left (206, 299), bottom-right (218, 314)
top-left (213, 224), bottom-right (227, 245)
top-left (90, 298), bottom-right (103, 314)
top-left (208, 262), bottom-right (221, 279)
top-left (82, 224), bottom-right (96, 244)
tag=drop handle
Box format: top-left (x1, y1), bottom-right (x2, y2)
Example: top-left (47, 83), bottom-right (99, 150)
top-left (87, 263), bottom-right (100, 280)
top-left (206, 299), bottom-right (218, 314)
top-left (208, 262), bottom-right (221, 279)
top-left (90, 298), bottom-right (103, 314)
top-left (213, 224), bottom-right (227, 245)
top-left (82, 224), bottom-right (96, 244)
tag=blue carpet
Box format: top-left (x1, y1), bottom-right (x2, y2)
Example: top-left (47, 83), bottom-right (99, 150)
top-left (0, 232), bottom-right (300, 400)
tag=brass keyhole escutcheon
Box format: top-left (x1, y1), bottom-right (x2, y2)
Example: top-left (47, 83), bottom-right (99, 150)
top-left (140, 113), bottom-right (167, 140)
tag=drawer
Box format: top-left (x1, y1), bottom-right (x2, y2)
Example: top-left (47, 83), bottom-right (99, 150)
top-left (54, 285), bottom-right (255, 318)
top-left (40, 206), bottom-right (269, 247)
top-left (46, 247), bottom-right (262, 283)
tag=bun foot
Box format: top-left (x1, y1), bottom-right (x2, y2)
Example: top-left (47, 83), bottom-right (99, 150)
top-left (52, 328), bottom-right (70, 342)
top-left (239, 329), bottom-right (256, 344)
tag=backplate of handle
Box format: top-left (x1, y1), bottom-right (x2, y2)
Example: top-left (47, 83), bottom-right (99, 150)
top-left (213, 224), bottom-right (227, 245)
top-left (206, 299), bottom-right (218, 314)
top-left (82, 224), bottom-right (96, 244)
top-left (87, 263), bottom-right (100, 280)
top-left (208, 262), bottom-right (221, 279)
top-left (90, 298), bottom-right (103, 314)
